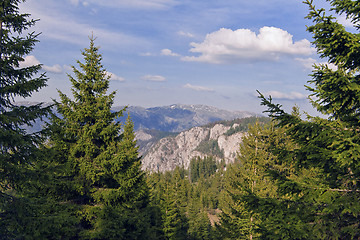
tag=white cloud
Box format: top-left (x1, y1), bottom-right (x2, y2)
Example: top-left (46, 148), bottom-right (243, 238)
top-left (74, 0), bottom-right (178, 10)
top-left (19, 55), bottom-right (40, 68)
top-left (63, 65), bottom-right (73, 72)
top-left (264, 91), bottom-right (306, 100)
top-left (19, 55), bottom-right (63, 73)
top-left (39, 15), bottom-right (145, 48)
top-left (183, 83), bottom-right (214, 92)
top-left (139, 52), bottom-right (153, 56)
top-left (177, 31), bottom-right (194, 38)
top-left (107, 71), bottom-right (125, 82)
top-left (142, 75), bottom-right (166, 82)
top-left (43, 64), bottom-right (63, 73)
top-left (182, 27), bottom-right (315, 64)
top-left (161, 49), bottom-right (180, 57)
top-left (21, 2), bottom-right (149, 49)
top-left (296, 57), bottom-right (338, 71)
top-left (295, 57), bottom-right (315, 70)
top-left (69, 0), bottom-right (80, 6)
top-left (337, 15), bottom-right (354, 28)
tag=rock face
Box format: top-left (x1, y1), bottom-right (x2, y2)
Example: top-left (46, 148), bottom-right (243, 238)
top-left (141, 122), bottom-right (247, 172)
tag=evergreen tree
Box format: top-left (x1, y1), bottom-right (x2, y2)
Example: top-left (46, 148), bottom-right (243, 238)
top-left (252, 0), bottom-right (360, 238)
top-left (47, 37), bottom-right (151, 239)
top-left (189, 156), bottom-right (217, 183)
top-left (0, 0), bottom-right (51, 238)
top-left (147, 172), bottom-right (167, 239)
top-left (219, 122), bottom-right (290, 239)
top-left (162, 179), bottom-right (189, 240)
top-left (147, 161), bottom-right (224, 239)
top-left (187, 198), bottom-right (213, 240)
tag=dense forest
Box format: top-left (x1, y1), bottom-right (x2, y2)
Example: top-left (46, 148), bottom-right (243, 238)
top-left (2, 0), bottom-right (360, 239)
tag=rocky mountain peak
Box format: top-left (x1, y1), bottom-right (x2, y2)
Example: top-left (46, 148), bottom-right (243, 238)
top-left (141, 121), bottom-right (249, 172)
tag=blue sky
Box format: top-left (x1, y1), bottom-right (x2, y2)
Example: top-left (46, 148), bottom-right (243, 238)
top-left (18, 0), bottom-right (348, 114)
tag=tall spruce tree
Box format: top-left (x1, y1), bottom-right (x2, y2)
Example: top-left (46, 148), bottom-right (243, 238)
top-left (161, 179), bottom-right (189, 240)
top-left (47, 37), bottom-right (151, 239)
top-left (0, 0), bottom-right (51, 238)
top-left (187, 197), bottom-right (213, 240)
top-left (250, 0), bottom-right (360, 238)
top-left (219, 121), bottom-right (297, 239)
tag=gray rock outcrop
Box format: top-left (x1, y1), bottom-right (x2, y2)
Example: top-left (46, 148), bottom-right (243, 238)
top-left (141, 123), bottom-right (246, 172)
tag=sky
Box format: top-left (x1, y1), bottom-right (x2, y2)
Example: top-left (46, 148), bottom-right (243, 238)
top-left (17, 0), bottom-right (351, 115)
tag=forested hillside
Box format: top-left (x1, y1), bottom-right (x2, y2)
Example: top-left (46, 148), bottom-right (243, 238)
top-left (2, 0), bottom-right (360, 239)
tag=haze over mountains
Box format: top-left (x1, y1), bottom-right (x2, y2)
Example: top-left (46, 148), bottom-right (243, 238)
top-left (117, 104), bottom-right (259, 132)
top-left (19, 102), bottom-right (260, 133)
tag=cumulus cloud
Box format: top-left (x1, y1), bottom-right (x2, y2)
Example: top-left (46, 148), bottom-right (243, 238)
top-left (142, 75), bottom-right (166, 82)
top-left (182, 27), bottom-right (315, 64)
top-left (264, 91), bottom-right (307, 100)
top-left (161, 49), bottom-right (180, 57)
top-left (183, 83), bottom-right (214, 92)
top-left (19, 55), bottom-right (40, 68)
top-left (19, 55), bottom-right (64, 74)
top-left (106, 71), bottom-right (125, 82)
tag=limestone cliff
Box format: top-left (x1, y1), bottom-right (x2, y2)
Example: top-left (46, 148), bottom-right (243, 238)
top-left (141, 121), bottom-right (247, 172)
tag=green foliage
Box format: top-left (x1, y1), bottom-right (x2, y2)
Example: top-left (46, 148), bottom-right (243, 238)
top-left (249, 1), bottom-right (360, 238)
top-left (0, 0), bottom-right (52, 238)
top-left (196, 139), bottom-right (224, 158)
top-left (162, 184), bottom-right (189, 240)
top-left (224, 117), bottom-right (270, 136)
top-left (187, 199), bottom-right (214, 240)
top-left (44, 37), bottom-right (153, 239)
top-left (219, 121), bottom-right (295, 239)
top-left (202, 117), bottom-right (269, 130)
top-left (189, 156), bottom-right (217, 182)
top-left (147, 160), bottom-right (227, 240)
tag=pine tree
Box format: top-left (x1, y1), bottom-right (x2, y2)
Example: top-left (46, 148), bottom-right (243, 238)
top-left (0, 0), bottom-right (51, 238)
top-left (254, 0), bottom-right (360, 238)
top-left (46, 37), bottom-right (151, 239)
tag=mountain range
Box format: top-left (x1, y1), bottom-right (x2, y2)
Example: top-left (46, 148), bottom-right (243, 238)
top-left (16, 102), bottom-right (264, 171)
top-left (18, 102), bottom-right (259, 133)
top-left (116, 104), bottom-right (258, 132)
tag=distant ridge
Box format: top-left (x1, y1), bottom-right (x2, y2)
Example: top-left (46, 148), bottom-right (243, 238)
top-left (15, 102), bottom-right (261, 134)
top-left (116, 104), bottom-right (260, 132)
